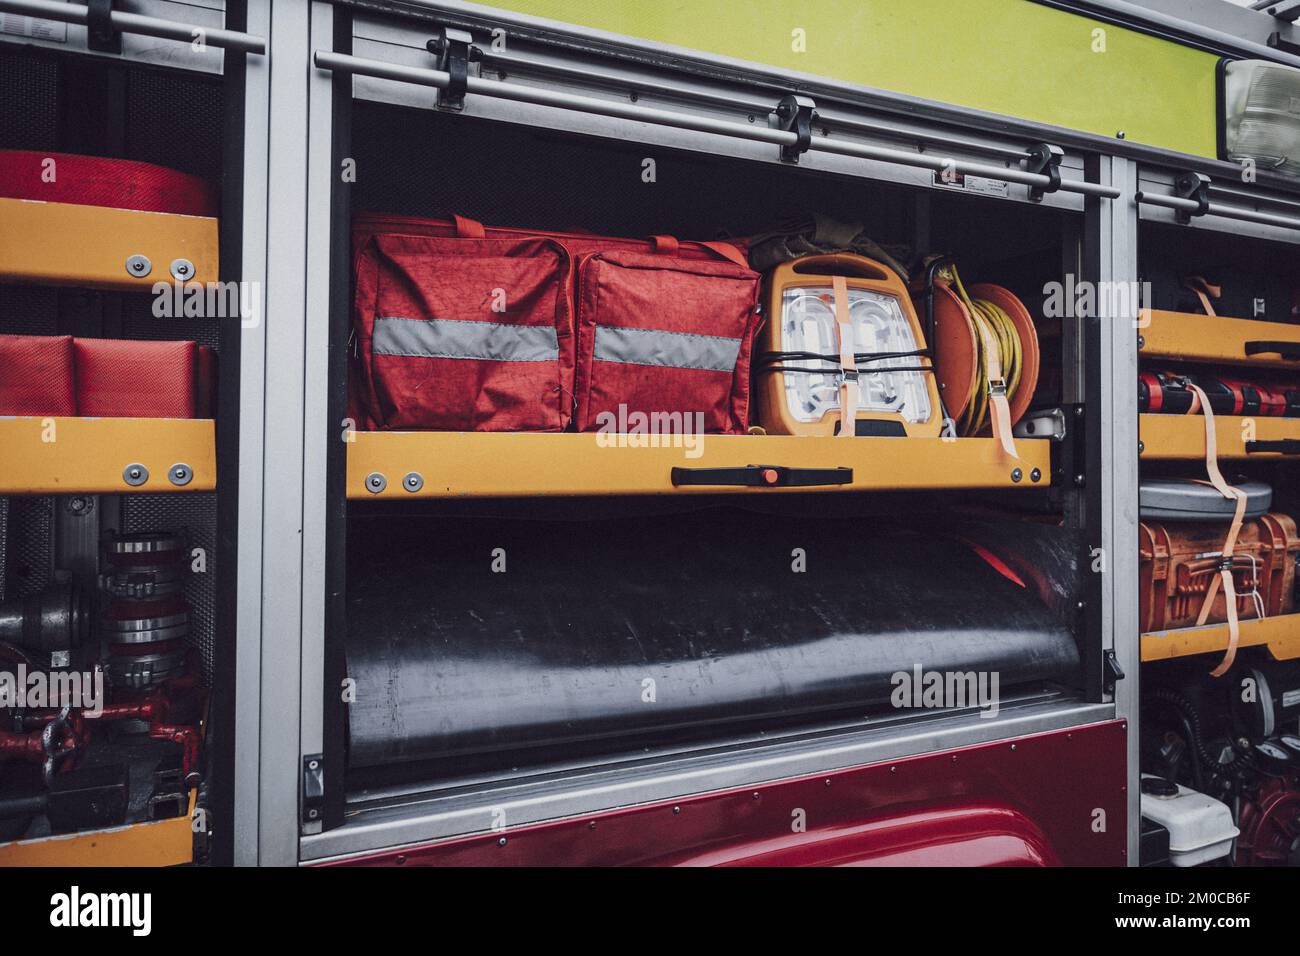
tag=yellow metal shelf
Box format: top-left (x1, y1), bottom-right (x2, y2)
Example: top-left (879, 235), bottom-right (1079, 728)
top-left (1139, 414), bottom-right (1300, 461)
top-left (0, 792), bottom-right (195, 866)
top-left (346, 431), bottom-right (1051, 499)
top-left (0, 197), bottom-right (218, 292)
top-left (1139, 309), bottom-right (1300, 370)
top-left (0, 417), bottom-right (215, 495)
top-left (1142, 614), bottom-right (1300, 664)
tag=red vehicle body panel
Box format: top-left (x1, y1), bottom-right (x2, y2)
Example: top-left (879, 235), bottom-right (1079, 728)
top-left (322, 719), bottom-right (1127, 867)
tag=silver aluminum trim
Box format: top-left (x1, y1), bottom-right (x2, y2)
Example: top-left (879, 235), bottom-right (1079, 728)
top-left (347, 0), bottom-right (1297, 194)
top-left (592, 325), bottom-right (740, 372)
top-left (0, 0), bottom-right (267, 53)
top-left (301, 698), bottom-right (1115, 862)
top-left (374, 316), bottom-right (560, 363)
top-left (312, 50), bottom-right (1122, 200)
top-left (1136, 189), bottom-right (1300, 231)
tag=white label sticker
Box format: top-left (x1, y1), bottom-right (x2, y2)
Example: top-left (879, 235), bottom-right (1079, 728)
top-left (0, 15), bottom-right (68, 42)
top-left (932, 170), bottom-right (1011, 198)
top-left (962, 175), bottom-right (1012, 198)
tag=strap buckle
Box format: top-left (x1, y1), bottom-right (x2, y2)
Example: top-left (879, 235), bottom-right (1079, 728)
top-left (840, 370), bottom-right (860, 384)
top-left (987, 377), bottom-right (1008, 398)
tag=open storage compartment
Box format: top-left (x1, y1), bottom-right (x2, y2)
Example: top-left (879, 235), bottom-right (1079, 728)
top-left (1134, 187), bottom-right (1300, 867)
top-left (1135, 218), bottom-right (1300, 663)
top-left (0, 32), bottom-right (244, 865)
top-left (323, 61), bottom-right (1108, 832)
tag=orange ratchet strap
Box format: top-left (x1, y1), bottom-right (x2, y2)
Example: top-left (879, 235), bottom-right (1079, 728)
top-left (1182, 275), bottom-right (1221, 318)
top-left (971, 307), bottom-right (1018, 460)
top-left (1186, 381), bottom-right (1249, 677)
top-left (832, 275), bottom-right (859, 439)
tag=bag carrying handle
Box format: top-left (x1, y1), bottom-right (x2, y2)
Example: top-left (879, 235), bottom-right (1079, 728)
top-left (649, 233), bottom-right (750, 270)
top-left (452, 214), bottom-right (486, 238)
top-left (450, 217), bottom-right (750, 269)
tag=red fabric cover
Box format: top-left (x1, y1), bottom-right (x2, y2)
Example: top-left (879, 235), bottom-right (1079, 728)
top-left (74, 338), bottom-right (200, 418)
top-left (352, 213), bottom-right (756, 432)
top-left (0, 150), bottom-right (217, 216)
top-left (574, 251), bottom-right (760, 434)
top-left (354, 233), bottom-right (573, 431)
top-left (0, 333), bottom-right (76, 416)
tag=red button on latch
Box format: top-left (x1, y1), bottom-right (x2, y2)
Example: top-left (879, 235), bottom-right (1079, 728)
top-left (761, 468), bottom-right (780, 485)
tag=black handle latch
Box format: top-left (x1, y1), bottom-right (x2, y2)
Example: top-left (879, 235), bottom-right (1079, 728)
top-left (775, 94), bottom-right (817, 164)
top-left (1245, 340), bottom-right (1300, 362)
top-left (1103, 649), bottom-right (1126, 696)
top-left (671, 465), bottom-right (852, 487)
top-left (427, 28), bottom-right (478, 111)
top-left (1173, 170), bottom-right (1211, 224)
top-left (302, 754), bottom-right (325, 827)
top-left (1246, 439), bottom-right (1300, 456)
top-left (86, 0), bottom-right (122, 54)
top-left (1025, 143), bottom-right (1063, 203)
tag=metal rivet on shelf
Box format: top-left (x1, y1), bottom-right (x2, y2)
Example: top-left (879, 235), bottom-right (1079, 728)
top-left (125, 255), bottom-right (152, 278)
top-left (1010, 467), bottom-right (1023, 483)
top-left (123, 463), bottom-right (149, 487)
top-left (365, 472), bottom-right (387, 494)
top-left (169, 258), bottom-right (195, 281)
top-left (402, 472), bottom-right (424, 493)
top-left (168, 463), bottom-right (193, 487)
top-left (1030, 468), bottom-right (1042, 483)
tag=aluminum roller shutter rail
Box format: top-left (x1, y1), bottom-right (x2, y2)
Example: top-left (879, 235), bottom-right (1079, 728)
top-left (1136, 178), bottom-right (1300, 231)
top-left (0, 0), bottom-right (266, 54)
top-left (311, 50), bottom-right (1121, 201)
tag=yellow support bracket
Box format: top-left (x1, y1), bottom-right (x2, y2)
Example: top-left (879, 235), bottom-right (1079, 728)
top-left (347, 432), bottom-right (1051, 499)
top-left (0, 417), bottom-right (216, 495)
top-left (1142, 615), bottom-right (1300, 664)
top-left (0, 197), bottom-right (218, 292)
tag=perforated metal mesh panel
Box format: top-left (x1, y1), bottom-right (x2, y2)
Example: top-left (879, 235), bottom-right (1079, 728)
top-left (119, 291), bottom-right (221, 349)
top-left (0, 47), bottom-right (58, 151)
top-left (1, 496), bottom-right (55, 602)
top-left (126, 68), bottom-right (224, 182)
top-left (119, 493), bottom-right (218, 686)
top-left (351, 103), bottom-right (914, 245)
top-left (0, 285), bottom-right (59, 335)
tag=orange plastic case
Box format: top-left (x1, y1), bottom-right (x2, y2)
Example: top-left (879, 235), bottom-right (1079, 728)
top-left (1139, 513), bottom-right (1299, 632)
top-left (756, 254), bottom-right (942, 437)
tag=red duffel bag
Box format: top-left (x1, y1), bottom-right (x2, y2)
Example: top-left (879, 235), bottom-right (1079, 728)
top-left (352, 214), bottom-right (760, 433)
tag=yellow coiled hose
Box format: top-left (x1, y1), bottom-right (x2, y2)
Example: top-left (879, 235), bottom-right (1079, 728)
top-left (948, 265), bottom-right (1022, 437)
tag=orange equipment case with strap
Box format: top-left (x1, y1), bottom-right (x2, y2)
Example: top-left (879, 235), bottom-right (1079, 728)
top-left (1139, 512), bottom-right (1300, 633)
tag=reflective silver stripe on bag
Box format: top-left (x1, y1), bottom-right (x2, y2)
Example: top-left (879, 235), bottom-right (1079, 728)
top-left (593, 325), bottom-right (741, 372)
top-left (373, 316), bottom-right (560, 363)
